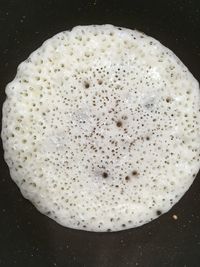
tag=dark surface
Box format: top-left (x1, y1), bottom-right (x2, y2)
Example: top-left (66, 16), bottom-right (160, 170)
top-left (0, 0), bottom-right (200, 266)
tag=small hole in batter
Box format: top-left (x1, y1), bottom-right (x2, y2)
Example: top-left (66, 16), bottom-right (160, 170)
top-left (116, 120), bottom-right (123, 127)
top-left (132, 170), bottom-right (138, 176)
top-left (166, 97), bottom-right (172, 103)
top-left (122, 115), bottom-right (128, 120)
top-left (84, 81), bottom-right (90, 89)
top-left (102, 172), bottom-right (108, 178)
top-left (125, 176), bottom-right (130, 181)
top-left (156, 210), bottom-right (162, 216)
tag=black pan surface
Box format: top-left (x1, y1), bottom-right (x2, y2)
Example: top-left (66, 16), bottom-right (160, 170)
top-left (0, 1), bottom-right (200, 266)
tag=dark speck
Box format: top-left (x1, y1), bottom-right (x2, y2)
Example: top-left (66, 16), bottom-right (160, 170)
top-left (125, 176), bottom-right (130, 181)
top-left (156, 210), bottom-right (162, 216)
top-left (84, 81), bottom-right (90, 89)
top-left (116, 120), bottom-right (122, 127)
top-left (132, 170), bottom-right (138, 176)
top-left (98, 79), bottom-right (103, 85)
top-left (166, 97), bottom-right (172, 103)
top-left (102, 172), bottom-right (108, 178)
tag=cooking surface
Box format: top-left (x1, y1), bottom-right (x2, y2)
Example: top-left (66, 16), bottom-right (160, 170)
top-left (0, 1), bottom-right (200, 266)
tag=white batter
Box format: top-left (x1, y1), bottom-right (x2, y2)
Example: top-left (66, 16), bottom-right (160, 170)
top-left (2, 25), bottom-right (200, 231)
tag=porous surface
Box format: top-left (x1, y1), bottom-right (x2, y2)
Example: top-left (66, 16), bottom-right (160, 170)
top-left (2, 25), bottom-right (200, 231)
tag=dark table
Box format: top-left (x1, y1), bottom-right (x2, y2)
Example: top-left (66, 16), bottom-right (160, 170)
top-left (0, 1), bottom-right (200, 266)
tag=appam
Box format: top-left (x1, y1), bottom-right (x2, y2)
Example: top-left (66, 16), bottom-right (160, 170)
top-left (2, 25), bottom-right (200, 232)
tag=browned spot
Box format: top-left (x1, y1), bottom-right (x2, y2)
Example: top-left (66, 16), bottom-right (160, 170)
top-left (166, 97), bottom-right (172, 103)
top-left (102, 172), bottom-right (108, 178)
top-left (84, 81), bottom-right (90, 89)
top-left (132, 170), bottom-right (138, 176)
top-left (116, 120), bottom-right (123, 127)
top-left (125, 176), bottom-right (130, 182)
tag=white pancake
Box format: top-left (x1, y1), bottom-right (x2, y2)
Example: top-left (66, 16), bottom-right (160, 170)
top-left (2, 25), bottom-right (200, 232)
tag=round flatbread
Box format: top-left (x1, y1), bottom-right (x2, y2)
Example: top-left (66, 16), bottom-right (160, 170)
top-left (2, 25), bottom-right (200, 231)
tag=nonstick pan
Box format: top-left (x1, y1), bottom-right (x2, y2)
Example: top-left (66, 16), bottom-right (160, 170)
top-left (0, 1), bottom-right (200, 266)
